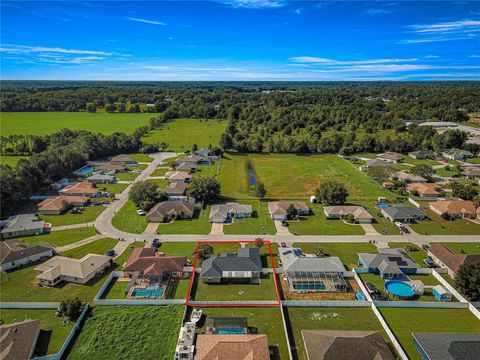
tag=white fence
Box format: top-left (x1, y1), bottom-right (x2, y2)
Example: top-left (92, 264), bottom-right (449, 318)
top-left (374, 301), bottom-right (468, 309)
top-left (187, 300), bottom-right (280, 305)
top-left (95, 298), bottom-right (186, 306)
top-left (279, 304), bottom-right (293, 360)
top-left (282, 300), bottom-right (370, 307)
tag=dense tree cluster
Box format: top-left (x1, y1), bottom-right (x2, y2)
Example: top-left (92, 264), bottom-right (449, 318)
top-left (129, 181), bottom-right (167, 211)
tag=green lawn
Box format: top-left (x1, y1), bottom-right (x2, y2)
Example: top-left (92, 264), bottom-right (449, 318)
top-left (128, 153), bottom-right (153, 162)
top-left (145, 178), bottom-right (169, 187)
top-left (402, 156), bottom-right (439, 167)
top-left (380, 308), bottom-right (480, 360)
top-left (192, 274), bottom-right (279, 301)
top-left (388, 242), bottom-right (427, 267)
top-left (158, 242), bottom-right (199, 262)
top-left (157, 206), bottom-right (212, 234)
top-left (67, 306), bottom-right (183, 360)
top-left (136, 163), bottom-right (148, 170)
top-left (196, 306), bottom-right (289, 360)
top-left (115, 172), bottom-right (139, 181)
top-left (20, 227), bottom-right (96, 247)
top-left (166, 278), bottom-right (191, 299)
top-left (431, 242), bottom-right (480, 254)
top-left (410, 209), bottom-right (480, 235)
top-left (285, 307), bottom-right (393, 360)
top-left (150, 168), bottom-right (169, 177)
top-left (60, 238), bottom-right (118, 258)
top-left (223, 200), bottom-right (277, 235)
top-left (358, 200), bottom-right (402, 235)
top-left (292, 242), bottom-right (378, 269)
top-left (0, 309), bottom-right (73, 356)
top-left (435, 167), bottom-right (459, 177)
top-left (219, 153), bottom-right (391, 200)
top-left (141, 118), bottom-right (227, 151)
top-left (195, 163), bottom-right (220, 178)
top-left (0, 155), bottom-right (30, 167)
top-left (102, 277), bottom-right (129, 299)
top-left (288, 203), bottom-right (365, 235)
top-left (112, 200), bottom-right (148, 234)
top-left (39, 206), bottom-right (106, 227)
top-left (0, 242), bottom-right (142, 303)
top-left (98, 183), bottom-right (129, 194)
top-left (1, 112), bottom-right (152, 136)
top-left (465, 157), bottom-right (480, 164)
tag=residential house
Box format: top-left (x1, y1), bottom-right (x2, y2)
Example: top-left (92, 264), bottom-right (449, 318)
top-left (0, 240), bottom-right (54, 271)
top-left (0, 319), bottom-right (41, 360)
top-left (427, 244), bottom-right (480, 276)
top-left (390, 171), bottom-right (427, 183)
top-left (442, 149), bottom-right (474, 161)
top-left (377, 152), bottom-right (404, 163)
top-left (177, 154), bottom-right (214, 165)
top-left (200, 247), bottom-right (262, 284)
top-left (37, 195), bottom-right (89, 215)
top-left (462, 166), bottom-right (480, 180)
top-left (59, 182), bottom-right (100, 197)
top-left (360, 159), bottom-right (393, 172)
top-left (412, 333), bottom-right (480, 360)
top-left (165, 171), bottom-right (192, 183)
top-left (209, 202), bottom-right (253, 223)
top-left (409, 149), bottom-right (436, 160)
top-left (123, 247), bottom-right (186, 278)
top-left (268, 201), bottom-right (310, 220)
top-left (86, 173), bottom-right (116, 184)
top-left (381, 205), bottom-right (426, 223)
top-left (0, 214), bottom-right (49, 239)
top-left (35, 254), bottom-right (111, 286)
top-left (159, 182), bottom-right (188, 197)
top-left (98, 162), bottom-right (126, 173)
top-left (175, 162), bottom-right (197, 173)
top-left (279, 247), bottom-right (347, 293)
top-left (429, 200), bottom-right (478, 219)
top-left (195, 148), bottom-right (211, 157)
top-left (194, 334), bottom-right (270, 360)
top-left (323, 205), bottom-right (374, 224)
top-left (358, 248), bottom-right (420, 279)
top-left (147, 201), bottom-right (195, 223)
top-left (406, 183), bottom-right (442, 199)
top-left (109, 154), bottom-right (137, 165)
top-left (302, 330), bottom-right (395, 360)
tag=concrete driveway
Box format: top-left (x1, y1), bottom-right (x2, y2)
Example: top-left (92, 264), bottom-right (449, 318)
top-left (274, 220), bottom-right (291, 235)
top-left (210, 223), bottom-right (224, 235)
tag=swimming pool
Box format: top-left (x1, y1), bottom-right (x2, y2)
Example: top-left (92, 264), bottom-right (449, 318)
top-left (385, 280), bottom-right (415, 299)
top-left (131, 286), bottom-right (164, 298)
top-left (215, 328), bottom-right (246, 335)
top-left (376, 203), bottom-right (388, 209)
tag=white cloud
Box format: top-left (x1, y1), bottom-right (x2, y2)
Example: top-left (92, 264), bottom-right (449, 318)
top-left (220, 0), bottom-right (284, 9)
top-left (361, 8), bottom-right (392, 16)
top-left (424, 55), bottom-right (440, 59)
top-left (126, 17), bottom-right (166, 26)
top-left (408, 19), bottom-right (480, 35)
top-left (470, 54), bottom-right (480, 58)
top-left (289, 56), bottom-right (419, 65)
top-left (294, 8), bottom-right (303, 15)
top-left (398, 36), bottom-right (473, 44)
top-left (0, 44), bottom-right (111, 55)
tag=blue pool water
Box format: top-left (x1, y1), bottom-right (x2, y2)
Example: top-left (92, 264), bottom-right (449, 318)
top-left (216, 328), bottom-right (245, 335)
top-left (248, 168), bottom-right (257, 186)
top-left (131, 286), bottom-right (164, 297)
top-left (376, 203), bottom-right (388, 209)
top-left (78, 166), bottom-right (94, 173)
top-left (385, 281), bottom-right (415, 298)
top-left (293, 283), bottom-right (326, 290)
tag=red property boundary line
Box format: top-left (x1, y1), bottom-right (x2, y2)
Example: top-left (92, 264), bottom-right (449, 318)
top-left (185, 240), bottom-right (281, 307)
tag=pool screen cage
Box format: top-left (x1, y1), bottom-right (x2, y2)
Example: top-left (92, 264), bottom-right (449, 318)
top-left (124, 272), bottom-right (170, 296)
top-left (285, 271), bottom-right (347, 292)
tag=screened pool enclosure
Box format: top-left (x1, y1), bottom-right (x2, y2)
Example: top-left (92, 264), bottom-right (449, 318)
top-left (285, 271), bottom-right (347, 293)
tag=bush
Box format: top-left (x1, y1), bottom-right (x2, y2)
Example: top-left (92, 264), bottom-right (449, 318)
top-left (345, 214), bottom-right (355, 223)
top-left (58, 297), bottom-right (83, 320)
top-left (187, 177), bottom-right (221, 202)
top-left (455, 262), bottom-right (480, 301)
top-left (315, 180), bottom-right (348, 205)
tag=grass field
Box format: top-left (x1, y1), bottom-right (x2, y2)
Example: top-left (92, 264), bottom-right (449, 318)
top-left (158, 242), bottom-right (198, 262)
top-left (112, 200), bottom-right (148, 234)
top-left (145, 178), bottom-right (169, 187)
top-left (150, 168), bottom-right (169, 177)
top-left (0, 309), bottom-right (73, 356)
top-left (102, 278), bottom-right (129, 299)
top-left (39, 206), bottom-right (106, 227)
top-left (222, 200), bottom-right (277, 235)
top-left (431, 242), bottom-right (480, 254)
top-left (98, 183), bottom-right (129, 194)
top-left (219, 153), bottom-right (391, 200)
top-left (284, 307), bottom-right (393, 360)
top-left (141, 118), bottom-right (227, 151)
top-left (293, 242), bottom-right (378, 269)
top-left (388, 242), bottom-right (427, 267)
top-left (128, 153), bottom-right (153, 162)
top-left (410, 209), bottom-right (480, 235)
top-left (67, 306), bottom-right (183, 360)
top-left (196, 306), bottom-right (289, 360)
top-left (1, 112), bottom-right (152, 136)
top-left (115, 172), bottom-right (139, 181)
top-left (60, 238), bottom-right (118, 258)
top-left (20, 227), bottom-right (96, 247)
top-left (157, 206), bottom-right (212, 234)
top-left (288, 203), bottom-right (365, 235)
top-left (0, 155), bottom-right (30, 167)
top-left (380, 308), bottom-right (480, 359)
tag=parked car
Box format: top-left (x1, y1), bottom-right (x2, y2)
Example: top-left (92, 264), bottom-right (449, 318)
top-left (280, 242), bottom-right (287, 248)
top-left (136, 209), bottom-right (145, 216)
top-left (281, 220), bottom-right (288, 227)
top-left (423, 258), bottom-right (436, 268)
top-left (422, 244), bottom-right (430, 251)
top-left (400, 226), bottom-right (410, 234)
top-left (104, 249), bottom-right (115, 257)
top-left (151, 239), bottom-right (160, 248)
top-left (394, 221), bottom-right (403, 227)
top-left (364, 282), bottom-right (379, 296)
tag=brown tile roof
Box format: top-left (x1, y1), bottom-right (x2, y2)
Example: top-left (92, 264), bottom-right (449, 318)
top-left (147, 201), bottom-right (195, 222)
top-left (98, 162), bottom-right (126, 171)
top-left (37, 196), bottom-right (88, 211)
top-left (302, 330), bottom-right (395, 360)
top-left (0, 319), bottom-right (40, 360)
top-left (159, 182), bottom-right (187, 195)
top-left (323, 206), bottom-right (374, 220)
top-left (462, 167), bottom-right (480, 177)
top-left (123, 247), bottom-right (186, 275)
top-left (428, 244), bottom-right (480, 273)
top-left (378, 152), bottom-right (404, 161)
top-left (407, 183), bottom-right (441, 196)
top-left (35, 254), bottom-right (111, 281)
top-left (1, 240), bottom-right (53, 266)
top-left (194, 334), bottom-right (270, 360)
top-left (268, 201), bottom-right (309, 216)
top-left (109, 154), bottom-right (136, 163)
top-left (60, 182), bottom-right (98, 196)
top-left (429, 200), bottom-right (476, 216)
top-left (165, 171), bottom-right (191, 180)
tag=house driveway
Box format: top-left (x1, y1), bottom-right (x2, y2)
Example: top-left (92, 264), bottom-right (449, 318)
top-left (210, 223), bottom-right (224, 235)
top-left (143, 222), bottom-right (159, 235)
top-left (360, 223), bottom-right (380, 235)
top-left (274, 220), bottom-right (291, 235)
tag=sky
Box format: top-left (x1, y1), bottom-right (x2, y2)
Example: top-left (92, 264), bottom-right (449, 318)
top-left (1, 0), bottom-right (479, 81)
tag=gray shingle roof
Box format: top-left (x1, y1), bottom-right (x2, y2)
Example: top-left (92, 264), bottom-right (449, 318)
top-left (358, 248), bottom-right (420, 271)
top-left (0, 214), bottom-right (46, 234)
top-left (1, 240), bottom-right (53, 265)
top-left (0, 319), bottom-right (41, 360)
top-left (279, 248), bottom-right (345, 273)
top-left (412, 333), bottom-right (480, 360)
top-left (366, 159), bottom-right (392, 168)
top-left (382, 205), bottom-right (425, 220)
top-left (201, 248), bottom-right (262, 278)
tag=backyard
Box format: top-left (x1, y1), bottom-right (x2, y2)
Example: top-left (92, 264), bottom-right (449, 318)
top-left (380, 308), bottom-right (480, 359)
top-left (410, 209), bottom-right (480, 235)
top-left (195, 306), bottom-right (290, 360)
top-left (39, 205), bottom-right (106, 227)
top-left (0, 309), bottom-right (73, 356)
top-left (284, 307), bottom-right (393, 360)
top-left (112, 200), bottom-right (148, 234)
top-left (141, 118), bottom-right (227, 151)
top-left (20, 227), bottom-right (96, 247)
top-left (66, 305), bottom-right (183, 360)
top-left (1, 112), bottom-right (152, 136)
top-left (157, 206), bottom-right (212, 235)
top-left (60, 238), bottom-right (118, 258)
top-left (222, 200), bottom-right (277, 235)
